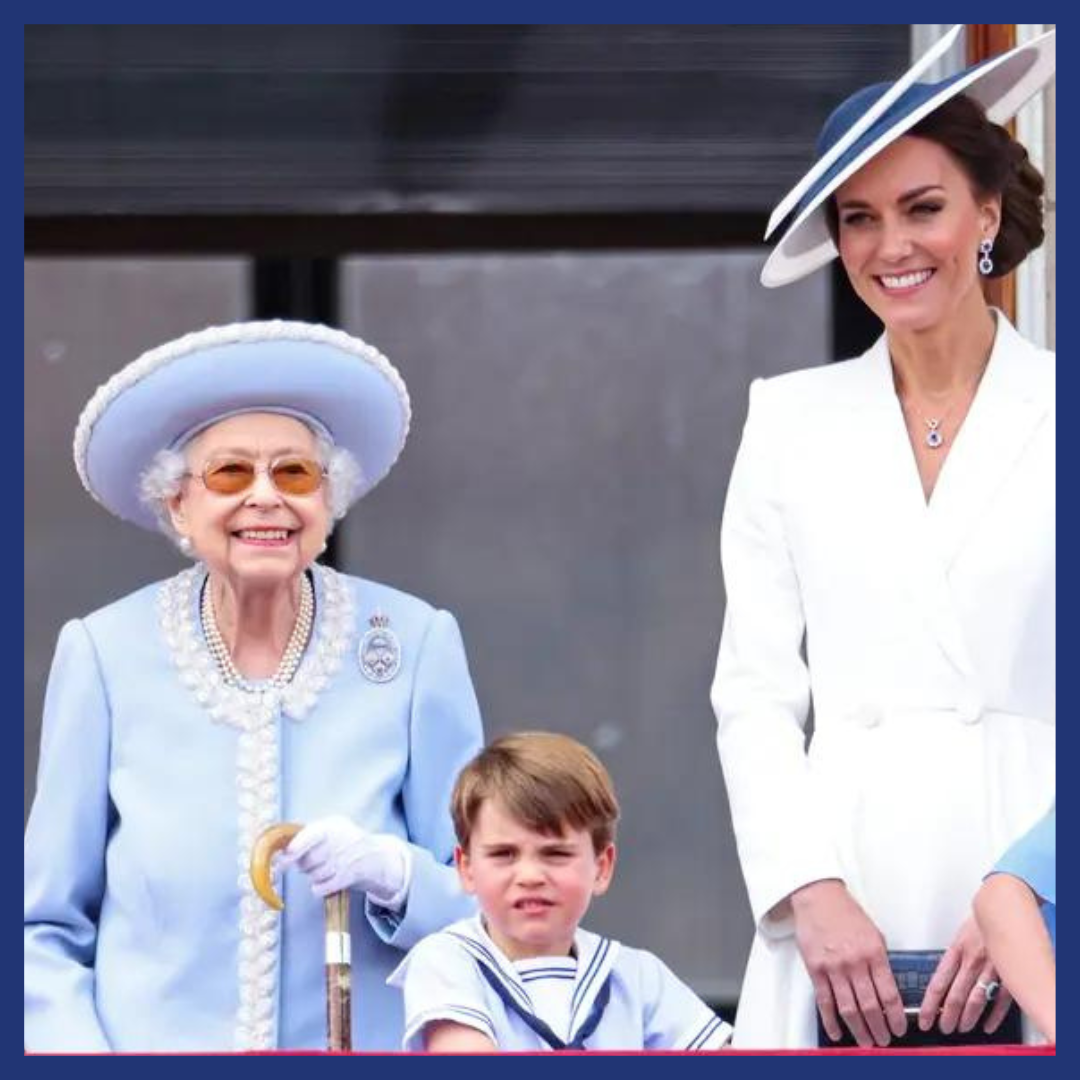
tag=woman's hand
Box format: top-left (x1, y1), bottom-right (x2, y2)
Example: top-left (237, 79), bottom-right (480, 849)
top-left (791, 879), bottom-right (907, 1047)
top-left (974, 874), bottom-right (1055, 1043)
top-left (280, 815), bottom-right (412, 908)
top-left (918, 915), bottom-right (1014, 1035)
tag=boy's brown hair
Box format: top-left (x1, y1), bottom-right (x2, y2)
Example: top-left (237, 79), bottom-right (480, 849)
top-left (452, 731), bottom-right (620, 854)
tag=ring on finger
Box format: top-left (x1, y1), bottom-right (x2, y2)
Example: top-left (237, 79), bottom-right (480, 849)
top-left (975, 979), bottom-right (1001, 1003)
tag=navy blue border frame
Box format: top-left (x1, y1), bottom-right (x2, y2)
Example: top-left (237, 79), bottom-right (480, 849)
top-left (17, 11), bottom-right (1069, 1074)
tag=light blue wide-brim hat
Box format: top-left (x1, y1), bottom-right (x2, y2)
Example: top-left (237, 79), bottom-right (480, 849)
top-left (761, 25), bottom-right (1056, 288)
top-left (73, 320), bottom-right (412, 531)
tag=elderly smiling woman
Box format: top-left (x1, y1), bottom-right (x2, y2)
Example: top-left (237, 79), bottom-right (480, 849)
top-left (24, 321), bottom-right (485, 1052)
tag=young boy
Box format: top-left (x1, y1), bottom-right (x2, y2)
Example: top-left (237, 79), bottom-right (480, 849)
top-left (387, 731), bottom-right (732, 1052)
top-left (973, 805), bottom-right (1055, 1044)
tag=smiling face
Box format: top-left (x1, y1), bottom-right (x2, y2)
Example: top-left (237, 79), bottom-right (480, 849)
top-left (455, 796), bottom-right (615, 960)
top-left (167, 412), bottom-right (331, 587)
top-left (835, 134), bottom-right (1001, 334)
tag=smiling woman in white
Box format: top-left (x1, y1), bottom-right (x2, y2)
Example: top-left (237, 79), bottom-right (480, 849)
top-left (23, 321), bottom-right (484, 1051)
top-left (711, 29), bottom-right (1055, 1049)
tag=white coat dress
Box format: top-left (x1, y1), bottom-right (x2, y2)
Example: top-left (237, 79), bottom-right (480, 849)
top-left (711, 312), bottom-right (1054, 1047)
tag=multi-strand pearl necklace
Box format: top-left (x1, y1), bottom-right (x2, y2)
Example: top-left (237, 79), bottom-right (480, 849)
top-left (200, 572), bottom-right (315, 690)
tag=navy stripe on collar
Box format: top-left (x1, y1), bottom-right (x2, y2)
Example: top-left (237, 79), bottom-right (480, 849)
top-left (446, 930), bottom-right (533, 1010)
top-left (570, 936), bottom-right (612, 1028)
top-left (686, 1014), bottom-right (728, 1050)
top-left (520, 968), bottom-right (576, 982)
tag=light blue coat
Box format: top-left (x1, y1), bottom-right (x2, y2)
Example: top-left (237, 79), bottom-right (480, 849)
top-left (24, 564), bottom-right (484, 1051)
top-left (991, 805), bottom-right (1056, 949)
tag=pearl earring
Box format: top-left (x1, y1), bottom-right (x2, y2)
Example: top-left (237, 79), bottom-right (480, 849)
top-left (178, 536), bottom-right (195, 557)
top-left (978, 237), bottom-right (994, 276)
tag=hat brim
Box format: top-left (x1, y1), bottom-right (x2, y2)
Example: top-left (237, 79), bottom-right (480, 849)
top-left (761, 29), bottom-right (1056, 288)
top-left (763, 25), bottom-right (965, 242)
top-left (74, 321), bottom-right (411, 531)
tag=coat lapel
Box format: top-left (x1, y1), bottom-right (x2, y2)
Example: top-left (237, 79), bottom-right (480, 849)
top-left (841, 313), bottom-right (1051, 681)
top-left (840, 334), bottom-right (972, 678)
top-left (843, 332), bottom-right (929, 558)
top-left (927, 314), bottom-right (1052, 570)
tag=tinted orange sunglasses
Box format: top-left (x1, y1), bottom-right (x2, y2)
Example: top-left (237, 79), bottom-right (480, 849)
top-left (189, 455), bottom-right (327, 497)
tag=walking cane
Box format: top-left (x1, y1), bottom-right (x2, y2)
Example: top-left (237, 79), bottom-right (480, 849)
top-left (250, 822), bottom-right (352, 1052)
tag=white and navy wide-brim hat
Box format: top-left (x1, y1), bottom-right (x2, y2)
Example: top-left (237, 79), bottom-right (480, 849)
top-left (73, 320), bottom-right (412, 531)
top-left (761, 25), bottom-right (1056, 288)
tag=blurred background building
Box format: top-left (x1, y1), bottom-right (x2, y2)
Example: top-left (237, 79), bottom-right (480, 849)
top-left (24, 24), bottom-right (1054, 1015)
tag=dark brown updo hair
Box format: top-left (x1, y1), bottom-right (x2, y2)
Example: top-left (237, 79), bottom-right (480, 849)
top-left (826, 93), bottom-right (1045, 277)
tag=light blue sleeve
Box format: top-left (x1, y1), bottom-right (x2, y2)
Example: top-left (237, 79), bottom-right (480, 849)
top-left (388, 932), bottom-right (496, 1051)
top-left (639, 950), bottom-right (733, 1051)
top-left (367, 609), bottom-right (484, 947)
top-left (990, 806), bottom-right (1055, 905)
top-left (24, 619), bottom-right (113, 1051)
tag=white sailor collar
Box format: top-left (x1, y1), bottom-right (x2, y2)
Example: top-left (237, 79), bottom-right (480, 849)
top-left (446, 914), bottom-right (621, 1033)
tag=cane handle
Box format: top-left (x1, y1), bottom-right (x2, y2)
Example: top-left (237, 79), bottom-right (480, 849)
top-left (249, 821), bottom-right (303, 910)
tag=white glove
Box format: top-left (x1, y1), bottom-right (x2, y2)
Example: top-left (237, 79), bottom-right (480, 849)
top-left (280, 815), bottom-right (413, 910)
